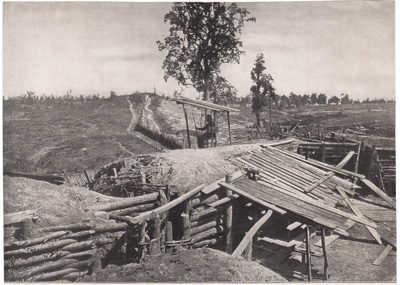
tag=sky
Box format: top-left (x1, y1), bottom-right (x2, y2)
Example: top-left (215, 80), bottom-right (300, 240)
top-left (3, 1), bottom-right (395, 101)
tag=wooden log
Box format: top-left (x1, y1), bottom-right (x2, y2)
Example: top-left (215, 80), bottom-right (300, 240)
top-left (149, 214), bottom-right (161, 256)
top-left (22, 258), bottom-right (77, 279)
top-left (90, 192), bottom-right (159, 212)
top-left (109, 203), bottom-right (155, 216)
top-left (224, 174), bottom-right (233, 254)
top-left (193, 238), bottom-right (220, 248)
top-left (336, 186), bottom-right (382, 244)
top-left (232, 210), bottom-right (273, 258)
top-left (305, 226), bottom-right (312, 281)
top-left (191, 220), bottom-right (223, 236)
top-left (209, 194), bottom-right (240, 208)
top-left (165, 221), bottom-right (173, 253)
top-left (321, 228), bottom-right (329, 280)
top-left (366, 145), bottom-right (377, 180)
top-left (93, 222), bottom-right (128, 233)
top-left (373, 245), bottom-right (393, 266)
top-left (4, 239), bottom-right (76, 258)
top-left (63, 259), bottom-right (90, 270)
top-left (138, 221), bottom-right (147, 261)
top-left (4, 231), bottom-right (69, 250)
top-left (191, 193), bottom-right (220, 208)
top-left (360, 178), bottom-right (396, 209)
top-left (5, 251), bottom-right (69, 269)
top-left (321, 143), bottom-right (326, 163)
top-left (218, 182), bottom-right (286, 215)
top-left (61, 240), bottom-right (94, 252)
top-left (62, 270), bottom-right (88, 281)
top-left (181, 213), bottom-right (191, 240)
top-left (65, 249), bottom-right (98, 259)
top-left (122, 184), bottom-right (206, 225)
top-left (30, 268), bottom-right (78, 282)
top-left (60, 230), bottom-right (95, 240)
top-left (42, 223), bottom-right (92, 232)
top-left (4, 209), bottom-right (39, 226)
top-left (192, 226), bottom-right (224, 243)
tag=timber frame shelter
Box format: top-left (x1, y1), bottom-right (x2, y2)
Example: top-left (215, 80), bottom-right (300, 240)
top-left (174, 97), bottom-right (239, 148)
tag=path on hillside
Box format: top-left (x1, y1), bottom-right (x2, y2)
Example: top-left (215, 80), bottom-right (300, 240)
top-left (124, 97), bottom-right (162, 152)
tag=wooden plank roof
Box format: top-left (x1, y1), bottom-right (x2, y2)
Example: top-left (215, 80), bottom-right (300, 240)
top-left (173, 97), bottom-right (240, 113)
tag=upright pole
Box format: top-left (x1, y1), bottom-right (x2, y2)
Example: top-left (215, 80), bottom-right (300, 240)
top-left (305, 226), bottom-right (312, 281)
top-left (269, 95), bottom-right (273, 128)
top-left (227, 111), bottom-right (232, 146)
top-left (225, 174), bottom-right (233, 253)
top-left (321, 227), bottom-right (329, 280)
top-left (213, 111), bottom-right (218, 147)
top-left (182, 104), bottom-right (191, 149)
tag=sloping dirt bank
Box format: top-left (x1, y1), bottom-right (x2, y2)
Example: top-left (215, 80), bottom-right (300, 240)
top-left (82, 247), bottom-right (286, 282)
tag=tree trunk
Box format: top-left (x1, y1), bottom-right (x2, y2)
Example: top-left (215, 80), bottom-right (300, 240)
top-left (255, 110), bottom-right (261, 128)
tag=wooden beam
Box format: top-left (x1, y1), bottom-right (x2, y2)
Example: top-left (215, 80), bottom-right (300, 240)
top-left (304, 172), bottom-right (335, 193)
top-left (4, 209), bottom-right (39, 226)
top-left (336, 151), bottom-right (355, 169)
top-left (286, 221), bottom-right (302, 231)
top-left (305, 226), bottom-right (312, 281)
top-left (266, 147), bottom-right (365, 179)
top-left (321, 228), bottom-right (329, 280)
top-left (224, 174), bottom-right (233, 253)
top-left (336, 186), bottom-right (382, 244)
top-left (208, 194), bottom-right (240, 207)
top-left (227, 111), bottom-right (232, 145)
top-left (201, 171), bottom-right (243, 194)
top-left (360, 178), bottom-right (396, 209)
top-left (232, 210), bottom-right (273, 257)
top-left (218, 182), bottom-right (286, 215)
top-left (182, 104), bottom-right (191, 149)
top-left (373, 245), bottom-right (393, 266)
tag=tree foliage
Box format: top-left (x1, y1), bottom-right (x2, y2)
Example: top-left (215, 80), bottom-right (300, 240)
top-left (250, 53), bottom-right (275, 127)
top-left (157, 2), bottom-right (255, 101)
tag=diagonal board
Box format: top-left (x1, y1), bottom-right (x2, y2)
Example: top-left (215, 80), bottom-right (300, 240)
top-left (232, 210), bottom-right (273, 258)
top-left (336, 186), bottom-right (382, 245)
top-left (360, 178), bottom-right (396, 209)
top-left (336, 151), bottom-right (355, 169)
top-left (226, 180), bottom-right (376, 229)
top-left (373, 245), bottom-right (393, 266)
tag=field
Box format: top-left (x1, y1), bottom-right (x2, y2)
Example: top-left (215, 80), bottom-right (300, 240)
top-left (3, 95), bottom-right (395, 175)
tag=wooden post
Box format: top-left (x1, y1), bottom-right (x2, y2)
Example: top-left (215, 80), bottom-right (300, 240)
top-left (165, 221), bottom-right (173, 253)
top-left (125, 226), bottom-right (136, 263)
top-left (318, 129), bottom-right (321, 140)
top-left (243, 237), bottom-right (253, 259)
top-left (305, 150), bottom-right (309, 160)
top-left (182, 104), bottom-right (191, 149)
top-left (166, 185), bottom-right (171, 202)
top-left (227, 111), bottom-right (232, 145)
top-left (138, 222), bottom-right (147, 262)
top-left (225, 174), bottom-right (233, 254)
top-left (305, 226), bottom-right (312, 281)
top-left (213, 111), bottom-right (218, 147)
top-left (321, 227), bottom-right (329, 280)
top-left (182, 199), bottom-right (191, 242)
top-left (321, 143), bottom-right (326, 163)
top-left (149, 214), bottom-right (161, 256)
top-left (297, 146), bottom-right (303, 155)
top-left (367, 145), bottom-right (376, 180)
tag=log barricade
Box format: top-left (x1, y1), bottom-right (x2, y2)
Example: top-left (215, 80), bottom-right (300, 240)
top-left (109, 171), bottom-right (247, 263)
top-left (4, 190), bottom-right (163, 282)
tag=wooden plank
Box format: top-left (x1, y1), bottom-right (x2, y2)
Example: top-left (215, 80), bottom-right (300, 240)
top-left (287, 222), bottom-right (303, 231)
top-left (266, 147), bottom-right (365, 179)
top-left (336, 186), bottom-right (382, 244)
top-left (360, 178), bottom-right (396, 209)
top-left (4, 209), bottom-right (39, 226)
top-left (208, 194), bottom-right (240, 207)
top-left (115, 184), bottom-right (205, 225)
top-left (373, 245), bottom-right (393, 266)
top-left (182, 104), bottom-right (191, 148)
top-left (239, 179), bottom-right (376, 228)
top-left (218, 182), bottom-right (286, 215)
top-left (304, 172), bottom-right (335, 193)
top-left (202, 171), bottom-right (243, 194)
top-left (232, 210), bottom-right (273, 257)
top-left (336, 151), bottom-right (355, 169)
